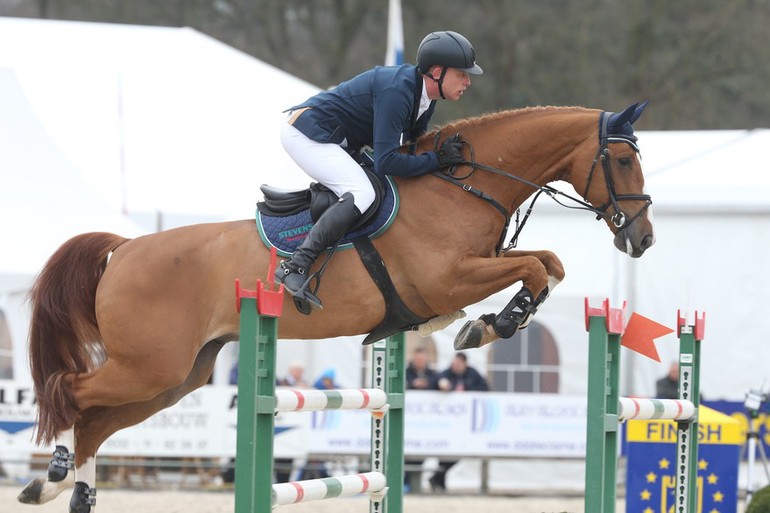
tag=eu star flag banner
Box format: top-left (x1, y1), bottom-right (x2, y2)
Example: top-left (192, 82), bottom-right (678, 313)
top-left (385, 0), bottom-right (404, 66)
top-left (625, 406), bottom-right (741, 513)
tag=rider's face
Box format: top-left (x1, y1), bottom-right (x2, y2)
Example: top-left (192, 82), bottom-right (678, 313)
top-left (439, 67), bottom-right (471, 101)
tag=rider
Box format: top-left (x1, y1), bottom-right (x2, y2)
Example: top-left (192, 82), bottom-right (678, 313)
top-left (276, 30), bottom-right (483, 309)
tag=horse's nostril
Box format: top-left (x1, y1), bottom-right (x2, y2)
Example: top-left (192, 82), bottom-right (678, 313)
top-left (640, 234), bottom-right (654, 250)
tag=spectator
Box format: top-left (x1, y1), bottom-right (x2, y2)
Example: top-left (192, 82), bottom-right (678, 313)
top-left (434, 352), bottom-right (489, 392)
top-left (656, 361), bottom-right (679, 399)
top-left (429, 353), bottom-right (489, 492)
top-left (313, 368), bottom-right (339, 390)
top-left (406, 347), bottom-right (436, 390)
top-left (404, 347), bottom-right (437, 492)
top-left (278, 361), bottom-right (309, 388)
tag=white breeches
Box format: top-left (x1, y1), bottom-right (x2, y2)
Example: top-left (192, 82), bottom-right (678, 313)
top-left (280, 122), bottom-right (376, 213)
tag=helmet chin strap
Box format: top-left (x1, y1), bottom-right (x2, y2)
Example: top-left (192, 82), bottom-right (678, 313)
top-left (425, 67), bottom-right (449, 99)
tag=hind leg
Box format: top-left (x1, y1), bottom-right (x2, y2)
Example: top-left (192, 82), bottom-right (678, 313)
top-left (454, 250), bottom-right (565, 350)
top-left (17, 428), bottom-right (77, 504)
top-left (18, 341), bottom-right (225, 511)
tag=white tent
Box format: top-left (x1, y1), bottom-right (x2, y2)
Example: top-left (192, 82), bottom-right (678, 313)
top-left (0, 17), bottom-right (321, 223)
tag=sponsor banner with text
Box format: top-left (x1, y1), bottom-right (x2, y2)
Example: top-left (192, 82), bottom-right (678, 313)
top-left (2, 381), bottom-right (587, 458)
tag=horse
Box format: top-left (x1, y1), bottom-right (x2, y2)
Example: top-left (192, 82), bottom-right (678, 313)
top-left (18, 102), bottom-right (654, 511)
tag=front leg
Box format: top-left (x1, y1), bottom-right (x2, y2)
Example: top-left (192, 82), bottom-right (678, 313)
top-left (504, 249), bottom-right (565, 329)
top-left (454, 287), bottom-right (535, 350)
top-left (502, 249), bottom-right (564, 290)
top-left (453, 250), bottom-right (565, 350)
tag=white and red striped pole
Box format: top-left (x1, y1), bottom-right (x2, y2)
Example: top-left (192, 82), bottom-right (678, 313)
top-left (271, 472), bottom-right (387, 506)
top-left (618, 397), bottom-right (696, 422)
top-left (275, 388), bottom-right (388, 412)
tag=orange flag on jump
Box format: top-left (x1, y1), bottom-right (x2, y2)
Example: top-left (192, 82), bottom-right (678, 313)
top-left (621, 312), bottom-right (674, 362)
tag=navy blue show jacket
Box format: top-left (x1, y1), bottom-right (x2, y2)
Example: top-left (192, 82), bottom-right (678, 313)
top-left (288, 64), bottom-right (439, 178)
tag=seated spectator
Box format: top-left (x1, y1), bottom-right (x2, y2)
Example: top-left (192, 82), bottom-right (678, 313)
top-left (656, 361), bottom-right (679, 399)
top-left (406, 347), bottom-right (436, 390)
top-left (279, 361), bottom-right (309, 388)
top-left (434, 352), bottom-right (489, 392)
top-left (314, 368), bottom-right (339, 390)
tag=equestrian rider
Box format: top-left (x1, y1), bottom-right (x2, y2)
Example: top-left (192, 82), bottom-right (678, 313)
top-left (276, 30), bottom-right (483, 309)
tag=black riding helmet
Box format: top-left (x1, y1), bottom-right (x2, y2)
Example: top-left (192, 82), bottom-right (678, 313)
top-left (417, 31), bottom-right (483, 76)
top-left (417, 31), bottom-right (482, 99)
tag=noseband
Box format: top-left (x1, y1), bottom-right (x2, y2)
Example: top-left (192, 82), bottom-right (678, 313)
top-left (582, 112), bottom-right (652, 229)
top-left (431, 110), bottom-right (653, 251)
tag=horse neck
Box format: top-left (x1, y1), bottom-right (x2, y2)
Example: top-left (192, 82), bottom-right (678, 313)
top-left (437, 108), bottom-right (598, 213)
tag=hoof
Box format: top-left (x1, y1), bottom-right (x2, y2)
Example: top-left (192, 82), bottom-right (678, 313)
top-left (454, 319), bottom-right (485, 350)
top-left (18, 477), bottom-right (45, 504)
top-left (18, 470), bottom-right (75, 504)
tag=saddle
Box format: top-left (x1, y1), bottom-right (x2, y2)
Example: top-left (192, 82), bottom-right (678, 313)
top-left (258, 165), bottom-right (384, 229)
top-left (255, 156), bottom-right (429, 343)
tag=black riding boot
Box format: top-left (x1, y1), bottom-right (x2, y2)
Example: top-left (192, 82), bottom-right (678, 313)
top-left (274, 192), bottom-right (361, 310)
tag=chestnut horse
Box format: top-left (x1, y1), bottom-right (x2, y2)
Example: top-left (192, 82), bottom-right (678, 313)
top-left (19, 103), bottom-right (654, 510)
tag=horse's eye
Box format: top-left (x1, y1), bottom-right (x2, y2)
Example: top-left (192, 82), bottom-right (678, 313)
top-left (618, 157), bottom-right (633, 167)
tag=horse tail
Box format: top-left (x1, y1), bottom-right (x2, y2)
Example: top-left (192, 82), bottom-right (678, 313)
top-left (29, 232), bottom-right (129, 445)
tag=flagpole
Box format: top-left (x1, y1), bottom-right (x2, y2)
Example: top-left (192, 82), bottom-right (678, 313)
top-left (385, 0), bottom-right (404, 66)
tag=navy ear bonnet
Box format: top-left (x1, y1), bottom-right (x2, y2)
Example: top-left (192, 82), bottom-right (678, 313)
top-left (605, 100), bottom-right (649, 143)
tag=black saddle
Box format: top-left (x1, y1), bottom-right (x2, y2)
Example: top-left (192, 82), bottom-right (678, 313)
top-left (258, 161), bottom-right (385, 230)
top-left (256, 152), bottom-right (429, 342)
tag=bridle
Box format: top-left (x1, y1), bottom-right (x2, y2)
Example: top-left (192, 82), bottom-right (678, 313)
top-left (583, 112), bottom-right (652, 230)
top-left (431, 111), bottom-right (652, 253)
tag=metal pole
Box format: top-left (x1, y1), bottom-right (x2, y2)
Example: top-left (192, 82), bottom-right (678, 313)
top-left (234, 296), bottom-right (277, 513)
top-left (370, 333), bottom-right (405, 513)
top-left (584, 312), bottom-right (620, 513)
top-left (675, 320), bottom-right (701, 513)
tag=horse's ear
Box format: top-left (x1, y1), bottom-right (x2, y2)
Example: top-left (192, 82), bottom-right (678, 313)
top-left (607, 100), bottom-right (649, 135)
top-left (608, 102), bottom-right (638, 130)
top-left (628, 99), bottom-right (650, 125)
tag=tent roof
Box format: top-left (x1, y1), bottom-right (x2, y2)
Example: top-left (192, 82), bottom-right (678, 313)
top-left (0, 17), bottom-right (321, 219)
top-left (0, 67), bottom-right (147, 279)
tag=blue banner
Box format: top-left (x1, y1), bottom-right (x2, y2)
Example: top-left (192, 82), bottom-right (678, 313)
top-left (626, 442), bottom-right (739, 513)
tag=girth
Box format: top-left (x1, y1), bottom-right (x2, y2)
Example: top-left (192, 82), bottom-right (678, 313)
top-left (353, 237), bottom-right (429, 344)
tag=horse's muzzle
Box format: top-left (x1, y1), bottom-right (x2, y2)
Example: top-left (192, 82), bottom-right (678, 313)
top-left (614, 220), bottom-right (655, 258)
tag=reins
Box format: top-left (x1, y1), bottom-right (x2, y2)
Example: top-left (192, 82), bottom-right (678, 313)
top-left (431, 112), bottom-right (652, 253)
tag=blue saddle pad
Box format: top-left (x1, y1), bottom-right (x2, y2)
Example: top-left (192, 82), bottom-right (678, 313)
top-left (256, 176), bottom-right (399, 257)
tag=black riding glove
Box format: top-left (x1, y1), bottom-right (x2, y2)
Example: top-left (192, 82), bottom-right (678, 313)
top-left (437, 134), bottom-right (465, 168)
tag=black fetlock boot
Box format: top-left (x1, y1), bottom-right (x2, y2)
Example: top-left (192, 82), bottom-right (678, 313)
top-left (69, 482), bottom-right (96, 513)
top-left (48, 445), bottom-right (75, 482)
top-left (492, 287), bottom-right (535, 338)
top-left (275, 192), bottom-right (361, 311)
top-left (519, 286), bottom-right (550, 329)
